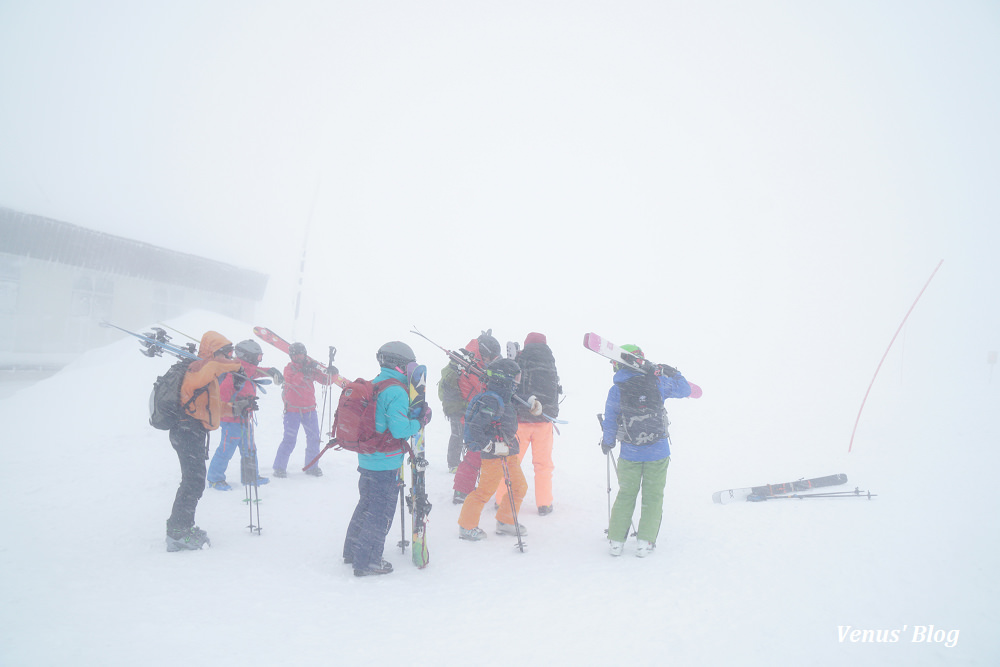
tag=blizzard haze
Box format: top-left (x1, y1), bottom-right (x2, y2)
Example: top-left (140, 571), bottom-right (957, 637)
top-left (0, 2), bottom-right (998, 664)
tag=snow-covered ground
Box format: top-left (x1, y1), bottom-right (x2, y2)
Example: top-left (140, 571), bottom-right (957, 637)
top-left (1, 310), bottom-right (996, 666)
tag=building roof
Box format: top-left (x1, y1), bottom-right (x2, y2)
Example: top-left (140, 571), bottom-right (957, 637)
top-left (0, 207), bottom-right (268, 300)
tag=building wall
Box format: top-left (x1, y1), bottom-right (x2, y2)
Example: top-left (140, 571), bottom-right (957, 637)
top-left (0, 251), bottom-right (262, 367)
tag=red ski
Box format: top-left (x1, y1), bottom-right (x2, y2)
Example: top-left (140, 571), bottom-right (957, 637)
top-left (253, 326), bottom-right (349, 389)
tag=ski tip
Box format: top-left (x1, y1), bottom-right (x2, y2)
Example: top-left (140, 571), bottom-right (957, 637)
top-left (689, 383), bottom-right (703, 399)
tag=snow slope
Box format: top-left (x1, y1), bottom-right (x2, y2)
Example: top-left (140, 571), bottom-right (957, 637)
top-left (1, 310), bottom-right (997, 666)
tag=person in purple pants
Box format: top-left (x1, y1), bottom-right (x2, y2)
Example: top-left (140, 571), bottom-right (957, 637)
top-left (272, 342), bottom-right (336, 478)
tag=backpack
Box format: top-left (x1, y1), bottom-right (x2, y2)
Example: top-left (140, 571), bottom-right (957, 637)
top-left (615, 373), bottom-right (668, 445)
top-left (149, 359), bottom-right (208, 430)
top-left (463, 390), bottom-right (505, 449)
top-left (437, 362), bottom-right (466, 418)
top-left (330, 377), bottom-right (407, 454)
top-left (516, 345), bottom-right (561, 419)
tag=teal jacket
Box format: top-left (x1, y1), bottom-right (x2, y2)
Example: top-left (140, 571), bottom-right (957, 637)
top-left (358, 367), bottom-right (421, 471)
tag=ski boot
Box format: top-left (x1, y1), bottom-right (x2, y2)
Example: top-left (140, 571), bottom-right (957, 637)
top-left (496, 520), bottom-right (528, 536)
top-left (635, 539), bottom-right (655, 558)
top-left (353, 559), bottom-right (394, 577)
top-left (459, 526), bottom-right (487, 541)
top-left (166, 525), bottom-right (211, 552)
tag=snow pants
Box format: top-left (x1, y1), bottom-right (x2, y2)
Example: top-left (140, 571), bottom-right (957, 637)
top-left (458, 456), bottom-right (527, 530)
top-left (453, 450), bottom-right (481, 495)
top-left (496, 421), bottom-right (554, 509)
top-left (343, 467), bottom-right (401, 569)
top-left (609, 456), bottom-right (669, 544)
top-left (272, 409), bottom-right (321, 472)
top-left (446, 416), bottom-right (464, 470)
top-left (207, 420), bottom-right (260, 485)
top-left (167, 420), bottom-right (208, 532)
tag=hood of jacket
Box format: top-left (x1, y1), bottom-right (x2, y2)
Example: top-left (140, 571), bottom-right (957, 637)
top-left (198, 331), bottom-right (232, 359)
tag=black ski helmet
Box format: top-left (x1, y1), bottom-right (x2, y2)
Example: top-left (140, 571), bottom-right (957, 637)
top-left (376, 341), bottom-right (416, 371)
top-left (485, 358), bottom-right (520, 397)
top-left (478, 331), bottom-right (501, 362)
top-left (289, 342), bottom-right (307, 357)
top-left (235, 339), bottom-right (263, 365)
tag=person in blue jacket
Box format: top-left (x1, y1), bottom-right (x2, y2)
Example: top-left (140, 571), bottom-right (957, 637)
top-left (601, 344), bottom-right (690, 558)
top-left (343, 341), bottom-right (431, 577)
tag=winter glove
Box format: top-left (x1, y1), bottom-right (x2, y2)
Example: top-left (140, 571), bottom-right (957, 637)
top-left (325, 364), bottom-right (339, 377)
top-left (601, 440), bottom-right (616, 455)
top-left (526, 395), bottom-right (543, 417)
top-left (655, 364), bottom-right (679, 378)
top-left (418, 405), bottom-right (433, 426)
top-left (232, 396), bottom-right (259, 417)
top-left (265, 367), bottom-right (284, 386)
top-left (483, 439), bottom-right (511, 456)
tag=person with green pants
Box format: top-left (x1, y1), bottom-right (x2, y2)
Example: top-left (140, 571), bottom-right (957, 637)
top-left (600, 344), bottom-right (691, 557)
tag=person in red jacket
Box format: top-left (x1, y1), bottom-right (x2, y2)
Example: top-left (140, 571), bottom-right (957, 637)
top-left (451, 331), bottom-right (501, 504)
top-left (272, 342), bottom-right (336, 478)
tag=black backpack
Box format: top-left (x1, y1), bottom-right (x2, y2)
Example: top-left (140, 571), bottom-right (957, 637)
top-left (615, 373), bottom-right (668, 445)
top-left (516, 345), bottom-right (561, 420)
top-left (149, 359), bottom-right (206, 430)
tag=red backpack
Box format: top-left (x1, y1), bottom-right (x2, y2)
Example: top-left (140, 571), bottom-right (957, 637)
top-left (330, 377), bottom-right (409, 454)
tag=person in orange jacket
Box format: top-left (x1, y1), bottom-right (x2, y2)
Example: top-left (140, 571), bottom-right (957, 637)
top-left (165, 331), bottom-right (246, 552)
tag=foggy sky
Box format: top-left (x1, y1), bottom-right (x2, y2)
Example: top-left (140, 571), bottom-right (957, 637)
top-left (1, 1), bottom-right (998, 456)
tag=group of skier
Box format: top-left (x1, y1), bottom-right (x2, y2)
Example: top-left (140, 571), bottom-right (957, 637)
top-left (161, 327), bottom-right (693, 567)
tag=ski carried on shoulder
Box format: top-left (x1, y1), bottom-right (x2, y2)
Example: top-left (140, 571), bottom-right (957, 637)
top-left (410, 327), bottom-right (568, 425)
top-left (101, 321), bottom-right (269, 392)
top-left (253, 326), bottom-right (349, 389)
top-left (583, 332), bottom-right (702, 398)
top-left (407, 363), bottom-right (431, 568)
top-left (712, 474), bottom-right (849, 504)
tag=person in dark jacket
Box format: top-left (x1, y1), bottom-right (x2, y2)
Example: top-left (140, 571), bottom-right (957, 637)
top-left (601, 344), bottom-right (691, 558)
top-left (457, 358), bottom-right (541, 540)
top-left (495, 332), bottom-right (562, 516)
top-left (449, 332), bottom-right (501, 503)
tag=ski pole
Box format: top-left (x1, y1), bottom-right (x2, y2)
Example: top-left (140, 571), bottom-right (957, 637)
top-left (500, 456), bottom-right (526, 553)
top-left (606, 450), bottom-right (612, 535)
top-left (750, 487), bottom-right (877, 501)
top-left (597, 413), bottom-right (637, 539)
top-left (397, 462), bottom-right (409, 554)
top-left (240, 417), bottom-right (262, 534)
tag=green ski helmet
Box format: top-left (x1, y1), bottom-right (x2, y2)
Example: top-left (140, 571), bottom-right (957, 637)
top-left (612, 344), bottom-right (644, 372)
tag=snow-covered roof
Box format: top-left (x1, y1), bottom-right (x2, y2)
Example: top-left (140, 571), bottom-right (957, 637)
top-left (0, 207), bottom-right (267, 300)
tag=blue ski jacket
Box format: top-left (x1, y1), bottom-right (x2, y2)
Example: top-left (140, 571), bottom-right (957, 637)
top-left (602, 368), bottom-right (691, 462)
top-left (358, 367), bottom-right (421, 472)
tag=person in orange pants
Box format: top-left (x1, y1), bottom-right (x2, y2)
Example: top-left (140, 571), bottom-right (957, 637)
top-left (495, 332), bottom-right (562, 516)
top-left (457, 358), bottom-right (541, 540)
top-left (458, 456), bottom-right (528, 536)
top-left (495, 420), bottom-right (554, 513)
